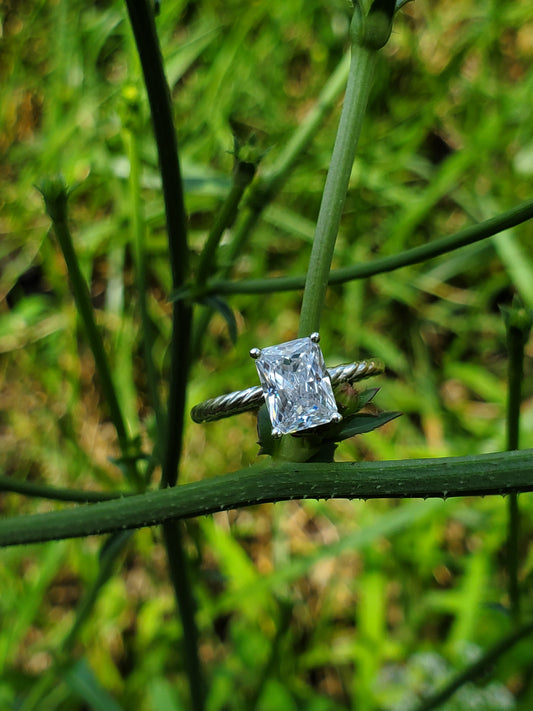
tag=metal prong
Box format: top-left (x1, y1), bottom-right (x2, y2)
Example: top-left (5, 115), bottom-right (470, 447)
top-left (331, 412), bottom-right (343, 424)
top-left (310, 332), bottom-right (320, 343)
top-left (272, 427), bottom-right (283, 439)
top-left (249, 347), bottom-right (262, 359)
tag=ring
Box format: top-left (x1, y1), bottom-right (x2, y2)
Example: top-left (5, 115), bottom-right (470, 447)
top-left (191, 333), bottom-right (384, 437)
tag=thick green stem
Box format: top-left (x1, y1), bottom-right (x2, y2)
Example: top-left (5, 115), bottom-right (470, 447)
top-left (124, 3), bottom-right (201, 707)
top-left (298, 29), bottom-right (377, 336)
top-left (124, 0), bottom-right (190, 488)
top-left (2, 449), bottom-right (533, 547)
top-left (205, 198), bottom-right (533, 296)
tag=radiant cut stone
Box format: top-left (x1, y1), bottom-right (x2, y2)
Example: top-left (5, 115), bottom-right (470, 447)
top-left (253, 336), bottom-right (341, 435)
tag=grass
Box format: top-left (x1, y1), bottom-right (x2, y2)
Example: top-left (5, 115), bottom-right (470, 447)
top-left (1, 0), bottom-right (533, 709)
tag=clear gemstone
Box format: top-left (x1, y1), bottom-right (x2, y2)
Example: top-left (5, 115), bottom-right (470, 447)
top-left (253, 336), bottom-right (340, 435)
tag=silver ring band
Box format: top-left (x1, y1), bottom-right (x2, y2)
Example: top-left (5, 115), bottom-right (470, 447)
top-left (191, 359), bottom-right (384, 423)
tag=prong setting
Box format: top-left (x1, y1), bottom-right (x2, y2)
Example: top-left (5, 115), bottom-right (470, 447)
top-left (310, 332), bottom-right (320, 343)
top-left (249, 347), bottom-right (262, 359)
top-left (272, 427), bottom-right (283, 439)
top-left (331, 412), bottom-right (343, 424)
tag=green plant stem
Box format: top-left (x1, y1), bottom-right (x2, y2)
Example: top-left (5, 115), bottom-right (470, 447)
top-left (248, 599), bottom-right (293, 708)
top-left (0, 475), bottom-right (126, 502)
top-left (190, 54), bottom-right (351, 356)
top-left (412, 619), bottom-right (533, 711)
top-left (123, 4), bottom-right (201, 707)
top-left (63, 531), bottom-right (134, 652)
top-left (2, 448), bottom-right (533, 547)
top-left (19, 532), bottom-right (134, 711)
top-left (196, 160), bottom-right (256, 287)
top-left (124, 0), bottom-right (190, 488)
top-left (203, 198), bottom-right (533, 297)
top-left (124, 125), bottom-right (164, 433)
top-left (124, 0), bottom-right (188, 293)
top-left (163, 521), bottom-right (205, 711)
top-left (191, 159), bottom-right (256, 356)
top-left (226, 53), bottom-right (351, 263)
top-left (298, 29), bottom-right (377, 336)
top-left (508, 493), bottom-right (520, 620)
top-left (41, 192), bottom-right (141, 489)
top-left (506, 320), bottom-right (525, 453)
top-left (505, 311), bottom-right (529, 623)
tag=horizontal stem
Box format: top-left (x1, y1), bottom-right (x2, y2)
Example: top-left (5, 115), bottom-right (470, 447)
top-left (206, 197), bottom-right (533, 296)
top-left (0, 475), bottom-right (126, 503)
top-left (1, 449), bottom-right (533, 547)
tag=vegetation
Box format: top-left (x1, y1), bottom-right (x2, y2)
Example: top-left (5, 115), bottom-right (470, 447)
top-left (1, 0), bottom-right (533, 709)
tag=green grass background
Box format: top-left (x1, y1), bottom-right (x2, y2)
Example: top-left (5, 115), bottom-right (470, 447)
top-left (1, 0), bottom-right (533, 709)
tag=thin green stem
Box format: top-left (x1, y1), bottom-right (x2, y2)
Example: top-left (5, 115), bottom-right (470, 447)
top-left (503, 301), bottom-right (532, 623)
top-left (192, 160), bottom-right (256, 358)
top-left (124, 4), bottom-right (201, 707)
top-left (124, 122), bottom-right (164, 433)
top-left (39, 182), bottom-right (141, 489)
top-left (506, 321), bottom-right (525, 452)
top-left (52, 218), bottom-right (126, 440)
top-left (227, 53), bottom-right (351, 260)
top-left (124, 0), bottom-right (188, 291)
top-left (298, 24), bottom-right (377, 336)
top-left (0, 475), bottom-right (126, 502)
top-left (62, 531), bottom-right (134, 653)
top-left (162, 521), bottom-right (205, 711)
top-left (191, 54), bottom-right (351, 357)
top-left (248, 599), bottom-right (293, 708)
top-left (19, 532), bottom-right (135, 711)
top-left (507, 492), bottom-right (520, 621)
top-left (124, 0), bottom-right (191, 488)
top-left (2, 448), bottom-right (533, 547)
top-left (412, 620), bottom-right (533, 711)
top-left (204, 198), bottom-right (533, 297)
top-left (196, 160), bottom-right (256, 287)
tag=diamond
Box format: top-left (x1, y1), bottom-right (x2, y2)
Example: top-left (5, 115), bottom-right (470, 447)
top-left (253, 336), bottom-right (341, 435)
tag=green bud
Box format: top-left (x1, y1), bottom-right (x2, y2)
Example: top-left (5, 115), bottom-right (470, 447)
top-left (351, 0), bottom-right (395, 51)
top-left (500, 297), bottom-right (533, 346)
top-left (36, 176), bottom-right (70, 223)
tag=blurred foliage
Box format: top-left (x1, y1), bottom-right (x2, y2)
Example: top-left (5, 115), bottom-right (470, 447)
top-left (1, 0), bottom-right (533, 709)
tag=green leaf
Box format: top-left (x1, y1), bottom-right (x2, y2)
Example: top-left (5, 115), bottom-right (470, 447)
top-left (202, 295), bottom-right (238, 343)
top-left (329, 411), bottom-right (402, 442)
top-left (357, 0), bottom-right (396, 50)
top-left (64, 659), bottom-right (125, 711)
top-left (256, 405), bottom-right (279, 456)
top-left (148, 679), bottom-right (186, 711)
top-left (169, 284), bottom-right (193, 303)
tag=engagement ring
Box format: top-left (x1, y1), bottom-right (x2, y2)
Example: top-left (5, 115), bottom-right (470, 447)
top-left (191, 333), bottom-right (384, 437)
